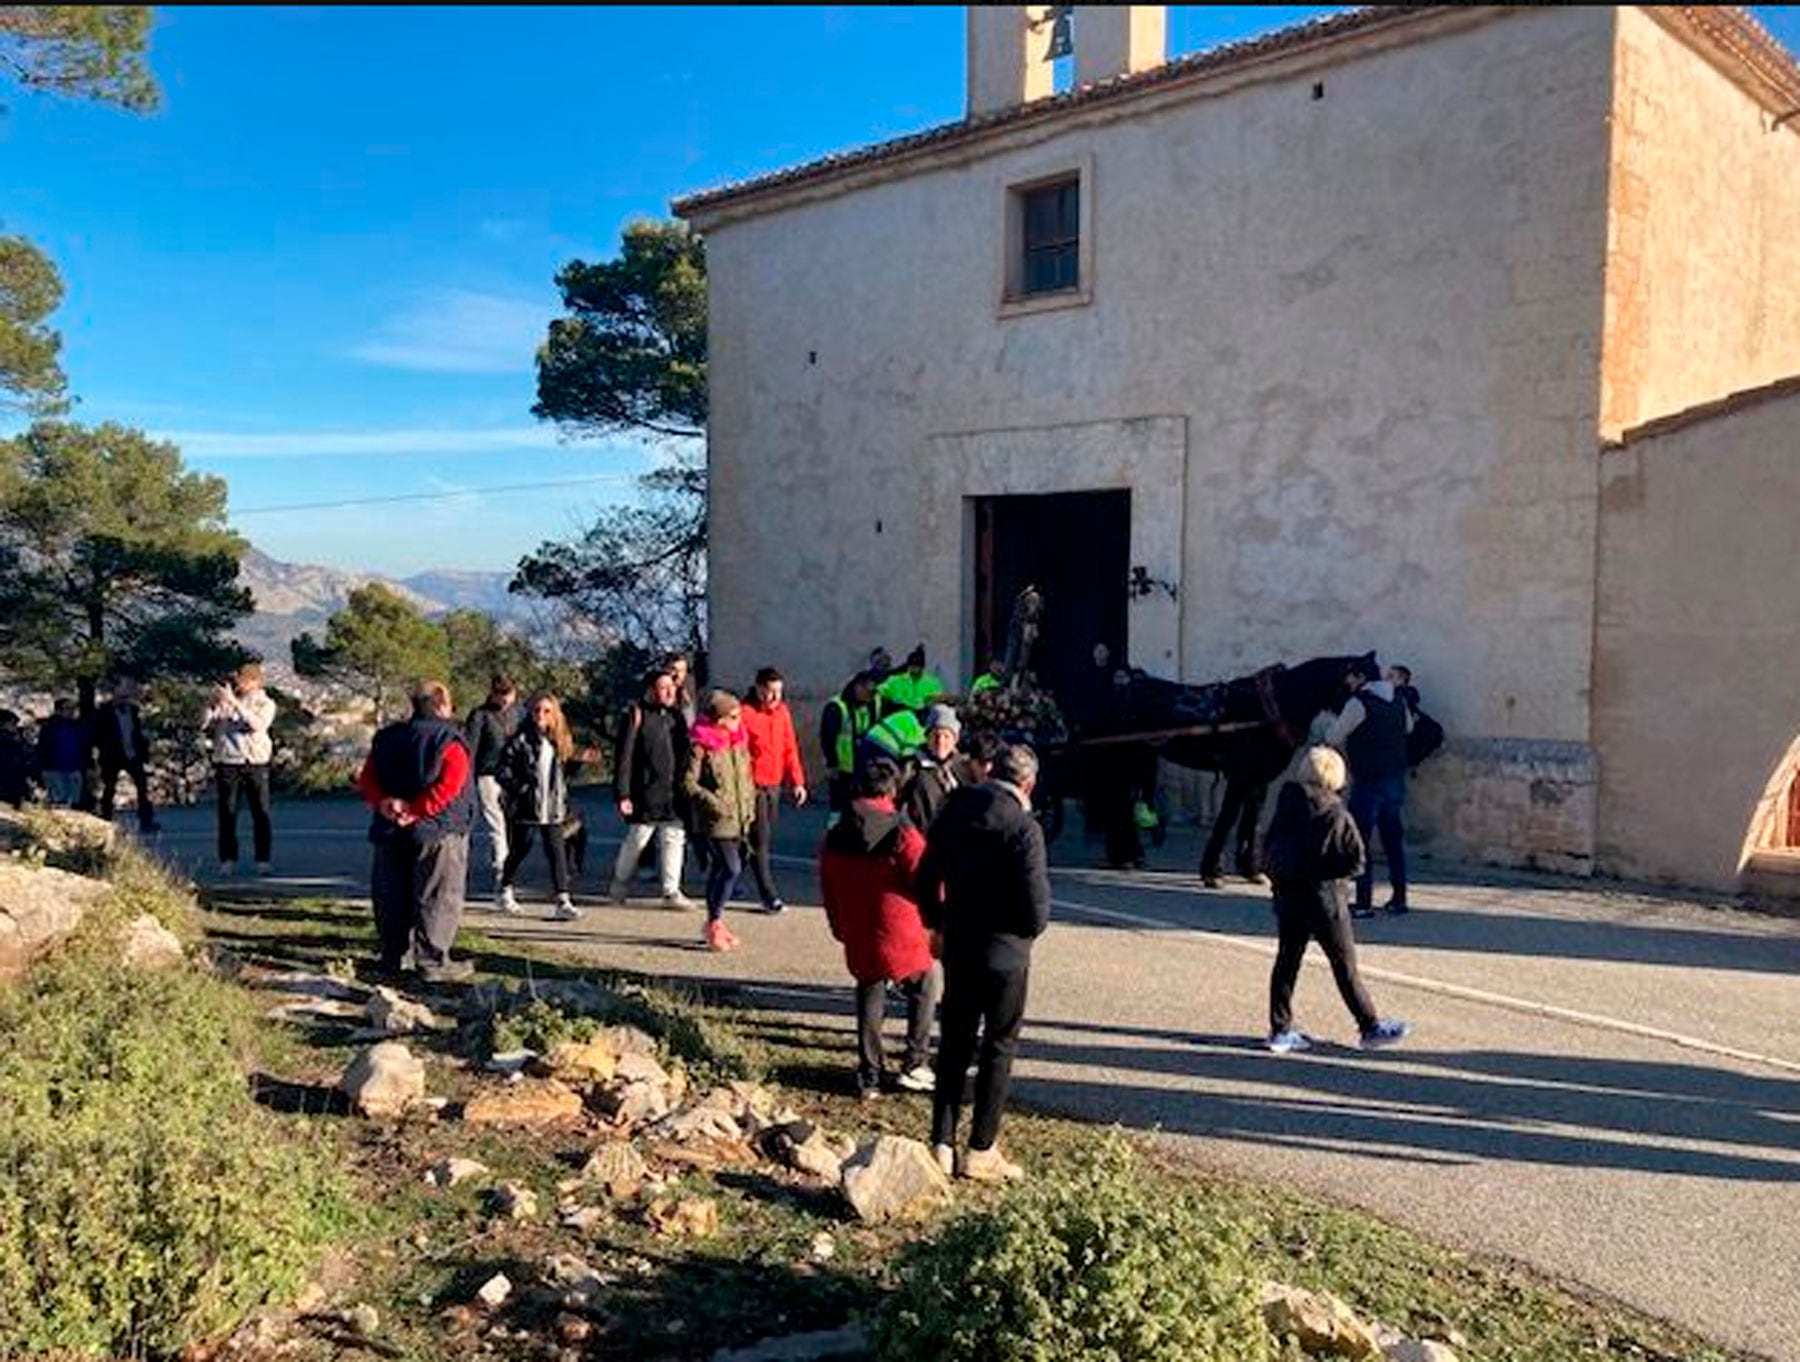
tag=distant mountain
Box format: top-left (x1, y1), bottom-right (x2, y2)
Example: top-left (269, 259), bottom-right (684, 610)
top-left (234, 547), bottom-right (530, 684)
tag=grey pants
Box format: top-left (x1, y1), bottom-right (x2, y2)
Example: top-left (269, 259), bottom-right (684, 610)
top-left (854, 963), bottom-right (943, 1089)
top-left (474, 774), bottom-right (510, 884)
top-left (372, 833), bottom-right (468, 969)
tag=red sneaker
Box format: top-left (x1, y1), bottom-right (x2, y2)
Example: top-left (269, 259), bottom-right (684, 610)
top-left (704, 919), bottom-right (734, 952)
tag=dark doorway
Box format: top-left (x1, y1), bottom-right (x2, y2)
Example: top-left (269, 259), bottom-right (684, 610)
top-left (973, 489), bottom-right (1130, 708)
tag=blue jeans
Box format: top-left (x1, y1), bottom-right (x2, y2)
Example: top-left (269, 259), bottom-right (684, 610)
top-left (704, 837), bottom-right (745, 923)
top-left (1348, 775), bottom-right (1407, 910)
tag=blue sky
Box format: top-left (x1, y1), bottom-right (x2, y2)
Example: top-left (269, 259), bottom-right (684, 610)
top-left (4, 5), bottom-right (1799, 576)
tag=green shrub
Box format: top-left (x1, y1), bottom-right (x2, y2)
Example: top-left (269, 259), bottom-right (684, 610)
top-left (870, 1135), bottom-right (1274, 1362)
top-left (0, 945), bottom-right (353, 1356)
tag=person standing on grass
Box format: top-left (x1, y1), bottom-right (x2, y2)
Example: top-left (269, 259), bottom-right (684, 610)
top-left (494, 692), bottom-right (583, 922)
top-left (357, 680), bottom-right (477, 983)
top-left (740, 666), bottom-right (808, 915)
top-left (607, 667), bottom-right (694, 910)
top-left (35, 699), bottom-right (87, 808)
top-left (202, 662), bottom-right (278, 875)
top-left (918, 743), bottom-right (1051, 1183)
top-left (684, 689), bottom-right (758, 953)
top-left (465, 673), bottom-right (521, 901)
top-left (95, 677), bottom-right (159, 833)
top-left (821, 756), bottom-right (941, 1102)
top-left (1260, 744), bottom-right (1412, 1054)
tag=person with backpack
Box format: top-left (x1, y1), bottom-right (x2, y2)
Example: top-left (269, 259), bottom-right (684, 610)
top-left (606, 667), bottom-right (694, 910)
top-left (1260, 745), bottom-right (1412, 1055)
top-left (494, 692), bottom-right (584, 922)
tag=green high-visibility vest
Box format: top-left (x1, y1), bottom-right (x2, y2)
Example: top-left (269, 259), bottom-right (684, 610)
top-left (877, 669), bottom-right (944, 714)
top-left (864, 710), bottom-right (926, 762)
top-left (825, 695), bottom-right (873, 773)
top-left (970, 673), bottom-right (1001, 694)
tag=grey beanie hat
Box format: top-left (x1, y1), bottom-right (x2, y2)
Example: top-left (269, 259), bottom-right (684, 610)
top-left (923, 703), bottom-right (961, 736)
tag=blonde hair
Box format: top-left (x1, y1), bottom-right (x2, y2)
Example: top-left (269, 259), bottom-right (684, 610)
top-left (234, 662), bottom-right (264, 689)
top-left (526, 692), bottom-right (575, 762)
top-left (1295, 744), bottom-right (1347, 795)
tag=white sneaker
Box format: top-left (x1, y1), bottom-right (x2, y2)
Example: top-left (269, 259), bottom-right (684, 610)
top-left (895, 1064), bottom-right (936, 1093)
top-left (552, 894), bottom-right (584, 922)
top-left (217, 861), bottom-right (235, 877)
top-left (1267, 1029), bottom-right (1312, 1055)
top-left (254, 861), bottom-right (273, 877)
top-left (961, 1145), bottom-right (1024, 1182)
top-left (1361, 1019), bottom-right (1413, 1050)
top-left (494, 886), bottom-right (521, 915)
top-left (932, 1143), bottom-right (956, 1178)
top-left (662, 892), bottom-right (698, 911)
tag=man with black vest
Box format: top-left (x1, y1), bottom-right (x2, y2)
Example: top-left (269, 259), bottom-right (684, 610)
top-left (1326, 658), bottom-right (1414, 918)
top-left (358, 680), bottom-right (478, 982)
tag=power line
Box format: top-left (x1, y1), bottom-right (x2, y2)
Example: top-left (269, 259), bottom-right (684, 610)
top-left (230, 473), bottom-right (638, 516)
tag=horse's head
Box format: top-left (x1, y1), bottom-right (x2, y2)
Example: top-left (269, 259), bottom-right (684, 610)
top-left (1273, 651), bottom-right (1378, 728)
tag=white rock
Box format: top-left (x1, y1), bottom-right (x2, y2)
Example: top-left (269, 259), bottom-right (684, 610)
top-left (1384, 1342), bottom-right (1460, 1362)
top-left (475, 1272), bottom-right (513, 1308)
top-left (342, 1302), bottom-right (380, 1336)
top-left (337, 1042), bottom-right (425, 1119)
top-left (367, 986), bottom-right (441, 1035)
top-left (425, 1157), bottom-right (489, 1188)
top-left (491, 1181), bottom-right (539, 1220)
top-left (839, 1135), bottom-right (953, 1224)
top-left (119, 913), bottom-right (184, 969)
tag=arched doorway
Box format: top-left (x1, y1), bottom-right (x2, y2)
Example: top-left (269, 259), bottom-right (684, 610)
top-left (1739, 734), bottom-right (1800, 897)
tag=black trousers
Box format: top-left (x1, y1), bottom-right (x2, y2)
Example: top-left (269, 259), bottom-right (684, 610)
top-left (100, 760), bottom-right (155, 829)
top-left (931, 959), bottom-right (1030, 1151)
top-left (502, 821), bottom-right (569, 895)
top-left (216, 762), bottom-right (273, 863)
top-left (747, 786), bottom-right (783, 907)
top-left (1202, 777), bottom-right (1267, 877)
top-left (854, 965), bottom-right (942, 1088)
top-left (1268, 892), bottom-right (1379, 1036)
top-left (372, 833), bottom-right (468, 969)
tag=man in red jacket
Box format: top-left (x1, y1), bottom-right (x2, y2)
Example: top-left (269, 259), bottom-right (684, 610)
top-left (740, 666), bottom-right (808, 914)
top-left (819, 756), bottom-right (941, 1102)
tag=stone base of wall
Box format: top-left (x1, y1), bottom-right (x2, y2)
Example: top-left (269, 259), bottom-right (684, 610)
top-left (1407, 738), bottom-right (1597, 876)
top-left (1156, 738), bottom-right (1597, 877)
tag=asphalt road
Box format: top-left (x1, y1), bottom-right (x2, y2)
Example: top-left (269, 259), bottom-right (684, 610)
top-left (144, 791), bottom-right (1800, 1360)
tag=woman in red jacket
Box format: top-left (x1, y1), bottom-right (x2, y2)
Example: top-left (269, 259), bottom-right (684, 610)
top-left (741, 666), bottom-right (809, 914)
top-left (819, 756), bottom-right (940, 1101)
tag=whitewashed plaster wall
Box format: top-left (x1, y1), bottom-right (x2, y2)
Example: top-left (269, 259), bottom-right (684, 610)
top-left (701, 4), bottom-right (1616, 769)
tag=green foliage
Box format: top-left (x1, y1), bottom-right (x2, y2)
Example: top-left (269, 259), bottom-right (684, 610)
top-left (0, 234), bottom-right (68, 416)
top-left (0, 421), bottom-right (252, 704)
top-left (871, 1135), bottom-right (1273, 1362)
top-left (0, 875), bottom-right (350, 1355)
top-left (486, 979), bottom-right (757, 1087)
top-left (533, 218), bottom-right (707, 441)
top-left (291, 581), bottom-right (450, 722)
top-left (519, 218), bottom-right (708, 655)
top-left (0, 5), bottom-right (158, 111)
top-left (267, 685), bottom-right (358, 795)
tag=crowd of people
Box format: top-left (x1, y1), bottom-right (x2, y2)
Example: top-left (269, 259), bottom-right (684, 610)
top-left (2, 640), bottom-right (1424, 1178)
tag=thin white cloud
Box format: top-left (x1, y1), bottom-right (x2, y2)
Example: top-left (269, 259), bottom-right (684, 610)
top-left (349, 287), bottom-right (552, 374)
top-left (166, 426), bottom-right (566, 459)
top-left (478, 218), bottom-right (528, 242)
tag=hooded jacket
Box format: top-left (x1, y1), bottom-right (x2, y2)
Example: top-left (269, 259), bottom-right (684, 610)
top-left (1261, 779), bottom-right (1366, 916)
top-left (819, 795), bottom-right (933, 984)
top-left (684, 716), bottom-right (757, 840)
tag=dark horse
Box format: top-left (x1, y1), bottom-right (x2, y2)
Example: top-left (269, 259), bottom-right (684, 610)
top-left (1076, 652), bottom-right (1376, 883)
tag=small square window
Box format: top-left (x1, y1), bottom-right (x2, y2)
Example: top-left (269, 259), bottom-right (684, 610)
top-left (1020, 178), bottom-right (1080, 296)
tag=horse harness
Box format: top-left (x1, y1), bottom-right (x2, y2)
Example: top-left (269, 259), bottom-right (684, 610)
top-left (1254, 663), bottom-right (1299, 749)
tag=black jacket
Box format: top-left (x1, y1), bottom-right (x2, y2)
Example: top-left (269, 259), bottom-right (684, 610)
top-left (901, 755), bottom-right (967, 832)
top-left (465, 701), bottom-right (520, 777)
top-left (614, 700), bottom-right (687, 823)
top-left (1261, 781), bottom-right (1365, 917)
top-left (917, 781), bottom-right (1051, 973)
top-left (94, 701), bottom-right (147, 773)
top-left (495, 723), bottom-right (570, 826)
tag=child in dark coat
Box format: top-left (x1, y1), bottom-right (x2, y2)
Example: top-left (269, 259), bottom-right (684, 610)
top-left (1261, 745), bottom-right (1412, 1054)
top-left (820, 757), bottom-right (941, 1100)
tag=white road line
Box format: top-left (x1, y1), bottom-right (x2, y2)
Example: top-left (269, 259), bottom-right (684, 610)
top-left (1047, 894), bottom-right (1800, 1078)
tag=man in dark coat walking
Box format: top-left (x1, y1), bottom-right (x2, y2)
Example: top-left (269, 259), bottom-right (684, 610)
top-left (94, 677), bottom-right (159, 832)
top-left (918, 743), bottom-right (1051, 1183)
top-left (357, 680), bottom-right (478, 983)
top-left (607, 668), bottom-right (694, 909)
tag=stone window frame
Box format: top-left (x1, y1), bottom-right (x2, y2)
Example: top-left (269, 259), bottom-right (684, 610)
top-left (997, 151), bottom-right (1095, 318)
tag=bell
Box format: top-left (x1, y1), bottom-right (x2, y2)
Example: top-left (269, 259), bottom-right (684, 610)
top-left (1044, 5), bottom-right (1074, 62)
